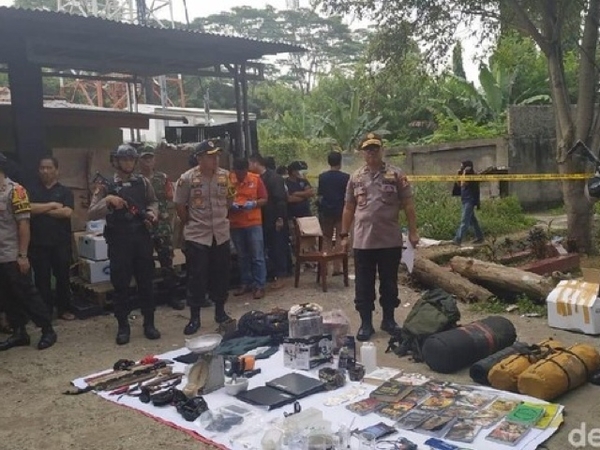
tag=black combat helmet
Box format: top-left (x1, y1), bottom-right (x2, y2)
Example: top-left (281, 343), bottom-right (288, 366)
top-left (115, 144), bottom-right (139, 160)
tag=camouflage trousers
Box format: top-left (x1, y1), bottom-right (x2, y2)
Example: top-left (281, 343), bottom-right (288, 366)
top-left (153, 234), bottom-right (176, 293)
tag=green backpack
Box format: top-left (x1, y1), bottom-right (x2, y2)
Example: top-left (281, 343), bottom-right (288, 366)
top-left (386, 288), bottom-right (461, 362)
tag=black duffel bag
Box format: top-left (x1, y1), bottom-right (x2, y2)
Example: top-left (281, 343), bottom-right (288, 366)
top-left (469, 341), bottom-right (530, 385)
top-left (421, 316), bottom-right (517, 374)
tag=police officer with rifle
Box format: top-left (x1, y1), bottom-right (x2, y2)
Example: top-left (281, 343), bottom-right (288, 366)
top-left (88, 144), bottom-right (161, 345)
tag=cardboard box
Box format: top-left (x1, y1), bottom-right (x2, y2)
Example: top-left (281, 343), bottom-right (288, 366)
top-left (79, 258), bottom-right (111, 284)
top-left (547, 279), bottom-right (600, 335)
top-left (582, 267), bottom-right (600, 284)
top-left (283, 334), bottom-right (333, 370)
top-left (78, 234), bottom-right (108, 261)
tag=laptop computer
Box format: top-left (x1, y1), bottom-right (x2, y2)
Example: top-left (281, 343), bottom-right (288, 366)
top-left (266, 373), bottom-right (326, 399)
top-left (236, 386), bottom-right (296, 411)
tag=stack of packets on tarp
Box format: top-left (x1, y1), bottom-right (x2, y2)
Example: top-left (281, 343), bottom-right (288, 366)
top-left (344, 371), bottom-right (563, 447)
top-left (283, 303), bottom-right (333, 370)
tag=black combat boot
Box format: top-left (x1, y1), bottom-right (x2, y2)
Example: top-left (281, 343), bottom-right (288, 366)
top-left (143, 313), bottom-right (161, 340)
top-left (0, 326), bottom-right (30, 351)
top-left (184, 307), bottom-right (201, 335)
top-left (214, 304), bottom-right (232, 324)
top-left (356, 310), bottom-right (375, 342)
top-left (116, 316), bottom-right (131, 345)
top-left (381, 308), bottom-right (402, 334)
top-left (37, 326), bottom-right (57, 350)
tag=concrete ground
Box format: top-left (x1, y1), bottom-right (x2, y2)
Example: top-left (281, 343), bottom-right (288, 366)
top-left (0, 272), bottom-right (598, 450)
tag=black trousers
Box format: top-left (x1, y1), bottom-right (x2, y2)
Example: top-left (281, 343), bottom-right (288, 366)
top-left (152, 235), bottom-right (176, 294)
top-left (263, 224), bottom-right (290, 279)
top-left (185, 239), bottom-right (230, 309)
top-left (107, 230), bottom-right (155, 319)
top-left (0, 262), bottom-right (52, 330)
top-left (30, 244), bottom-right (72, 315)
top-left (353, 247), bottom-right (402, 312)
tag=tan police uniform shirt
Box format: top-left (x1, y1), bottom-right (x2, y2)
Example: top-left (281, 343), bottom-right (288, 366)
top-left (174, 166), bottom-right (234, 246)
top-left (345, 162), bottom-right (413, 250)
top-left (0, 177), bottom-right (31, 263)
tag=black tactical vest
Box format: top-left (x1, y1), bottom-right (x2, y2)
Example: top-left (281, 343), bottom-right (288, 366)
top-left (105, 175), bottom-right (148, 231)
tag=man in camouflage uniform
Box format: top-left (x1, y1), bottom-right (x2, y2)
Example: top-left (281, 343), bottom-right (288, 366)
top-left (138, 144), bottom-right (185, 310)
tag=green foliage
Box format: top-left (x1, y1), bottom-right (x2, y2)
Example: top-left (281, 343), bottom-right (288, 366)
top-left (469, 294), bottom-right (546, 315)
top-left (316, 89), bottom-right (388, 151)
top-left (412, 183), bottom-right (534, 240)
top-left (191, 6), bottom-right (368, 92)
top-left (257, 134), bottom-right (331, 167)
top-left (420, 115), bottom-right (505, 144)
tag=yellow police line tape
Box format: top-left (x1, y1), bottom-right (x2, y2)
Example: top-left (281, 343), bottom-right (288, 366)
top-left (306, 173), bottom-right (590, 182)
top-left (406, 173), bottom-right (589, 182)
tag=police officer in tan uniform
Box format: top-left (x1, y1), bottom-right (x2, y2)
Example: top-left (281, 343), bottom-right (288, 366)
top-left (340, 133), bottom-right (420, 341)
top-left (0, 153), bottom-right (57, 351)
top-left (175, 139), bottom-right (234, 335)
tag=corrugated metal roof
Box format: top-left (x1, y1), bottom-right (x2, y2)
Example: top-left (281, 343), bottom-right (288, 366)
top-left (0, 6), bottom-right (305, 76)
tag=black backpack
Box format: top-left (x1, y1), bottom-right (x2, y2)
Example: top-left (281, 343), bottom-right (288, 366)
top-left (386, 288), bottom-right (461, 362)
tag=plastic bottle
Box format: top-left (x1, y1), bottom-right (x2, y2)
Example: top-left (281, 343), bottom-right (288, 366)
top-left (360, 342), bottom-right (377, 375)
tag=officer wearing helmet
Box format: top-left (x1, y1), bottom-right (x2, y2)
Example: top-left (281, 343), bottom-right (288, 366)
top-left (88, 144), bottom-right (161, 345)
top-left (0, 152), bottom-right (57, 351)
top-left (174, 139), bottom-right (234, 335)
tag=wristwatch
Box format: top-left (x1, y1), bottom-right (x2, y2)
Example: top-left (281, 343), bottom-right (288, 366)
top-left (18, 253), bottom-right (28, 258)
top-left (339, 233), bottom-right (349, 238)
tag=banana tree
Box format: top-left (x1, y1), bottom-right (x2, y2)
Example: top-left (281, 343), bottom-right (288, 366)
top-left (316, 89), bottom-right (388, 151)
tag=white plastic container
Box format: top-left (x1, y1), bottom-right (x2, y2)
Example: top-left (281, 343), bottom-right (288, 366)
top-left (360, 342), bottom-right (377, 375)
top-left (547, 280), bottom-right (600, 335)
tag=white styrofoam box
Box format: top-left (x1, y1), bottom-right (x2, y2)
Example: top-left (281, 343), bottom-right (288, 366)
top-left (86, 219), bottom-right (106, 234)
top-left (547, 280), bottom-right (600, 335)
top-left (79, 258), bottom-right (111, 284)
top-left (78, 234), bottom-right (108, 261)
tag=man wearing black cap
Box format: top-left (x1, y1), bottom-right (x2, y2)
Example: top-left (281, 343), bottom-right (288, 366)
top-left (452, 160), bottom-right (483, 245)
top-left (88, 144), bottom-right (161, 345)
top-left (0, 153), bottom-right (57, 351)
top-left (339, 133), bottom-right (420, 342)
top-left (174, 139), bottom-right (234, 335)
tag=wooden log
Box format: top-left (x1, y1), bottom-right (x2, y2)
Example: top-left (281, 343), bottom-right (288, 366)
top-left (413, 255), bottom-right (494, 303)
top-left (450, 256), bottom-right (556, 300)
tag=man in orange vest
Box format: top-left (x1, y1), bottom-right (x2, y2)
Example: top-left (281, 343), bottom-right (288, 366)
top-left (229, 158), bottom-right (269, 299)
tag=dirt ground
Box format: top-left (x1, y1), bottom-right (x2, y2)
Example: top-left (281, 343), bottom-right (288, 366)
top-left (0, 272), bottom-right (598, 450)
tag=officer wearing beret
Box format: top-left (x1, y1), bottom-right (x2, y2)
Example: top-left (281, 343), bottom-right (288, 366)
top-left (340, 133), bottom-right (420, 341)
top-left (174, 139), bottom-right (234, 335)
top-left (0, 153), bottom-right (57, 351)
top-left (88, 144), bottom-right (161, 345)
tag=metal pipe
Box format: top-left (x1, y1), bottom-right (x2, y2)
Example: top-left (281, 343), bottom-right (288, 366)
top-left (233, 64), bottom-right (244, 157)
top-left (241, 62), bottom-right (251, 157)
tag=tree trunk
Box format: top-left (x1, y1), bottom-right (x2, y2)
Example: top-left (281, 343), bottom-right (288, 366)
top-left (449, 256), bottom-right (556, 301)
top-left (413, 255), bottom-right (494, 303)
top-left (546, 44), bottom-right (595, 253)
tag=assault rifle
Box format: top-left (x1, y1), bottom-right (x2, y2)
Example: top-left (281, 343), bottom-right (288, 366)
top-left (92, 171), bottom-right (155, 224)
top-left (567, 140), bottom-right (600, 199)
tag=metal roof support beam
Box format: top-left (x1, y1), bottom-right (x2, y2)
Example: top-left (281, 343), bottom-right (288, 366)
top-left (6, 42), bottom-right (46, 186)
top-left (233, 64), bottom-right (244, 157)
top-left (241, 62), bottom-right (251, 158)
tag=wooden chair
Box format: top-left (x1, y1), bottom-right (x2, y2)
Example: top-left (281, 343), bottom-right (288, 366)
top-left (293, 216), bottom-right (349, 292)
